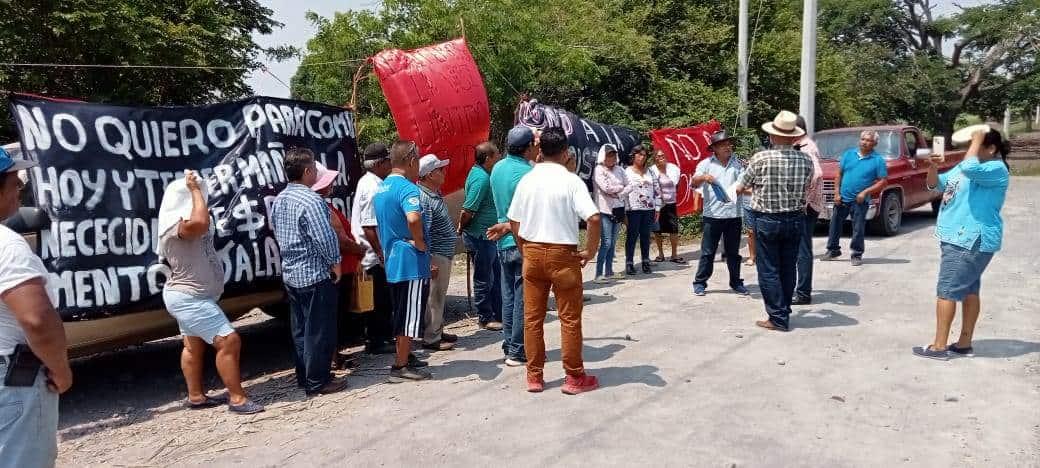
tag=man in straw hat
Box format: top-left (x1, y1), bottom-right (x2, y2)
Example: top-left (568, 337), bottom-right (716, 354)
top-left (0, 147), bottom-right (72, 466)
top-left (271, 148), bottom-right (347, 396)
top-left (157, 170), bottom-right (264, 413)
top-left (735, 110), bottom-right (814, 332)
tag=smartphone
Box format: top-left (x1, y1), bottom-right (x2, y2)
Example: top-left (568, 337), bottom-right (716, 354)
top-left (3, 344), bottom-right (42, 387)
top-left (932, 136), bottom-right (945, 162)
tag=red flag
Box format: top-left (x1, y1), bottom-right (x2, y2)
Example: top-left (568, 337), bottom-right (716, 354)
top-left (648, 120), bottom-right (723, 216)
top-left (371, 38), bottom-right (491, 194)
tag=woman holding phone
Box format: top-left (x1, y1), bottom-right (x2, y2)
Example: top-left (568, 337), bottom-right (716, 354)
top-left (913, 128), bottom-right (1011, 361)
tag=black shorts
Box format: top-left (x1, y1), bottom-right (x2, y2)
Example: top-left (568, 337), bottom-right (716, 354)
top-left (389, 279), bottom-right (429, 339)
top-left (654, 203), bottom-right (679, 234)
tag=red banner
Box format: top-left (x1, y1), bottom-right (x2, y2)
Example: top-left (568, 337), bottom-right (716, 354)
top-left (648, 120), bottom-right (723, 215)
top-left (371, 38), bottom-right (490, 194)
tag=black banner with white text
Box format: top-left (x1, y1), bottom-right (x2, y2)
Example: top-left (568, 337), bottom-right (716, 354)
top-left (9, 95), bottom-right (361, 321)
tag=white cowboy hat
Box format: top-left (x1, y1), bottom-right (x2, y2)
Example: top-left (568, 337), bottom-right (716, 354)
top-left (761, 110), bottom-right (806, 138)
top-left (156, 172), bottom-right (207, 256)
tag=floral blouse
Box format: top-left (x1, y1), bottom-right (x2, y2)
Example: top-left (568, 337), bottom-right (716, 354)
top-left (624, 166), bottom-right (662, 211)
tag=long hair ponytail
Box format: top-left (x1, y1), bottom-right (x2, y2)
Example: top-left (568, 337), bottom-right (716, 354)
top-left (983, 129), bottom-right (1012, 169)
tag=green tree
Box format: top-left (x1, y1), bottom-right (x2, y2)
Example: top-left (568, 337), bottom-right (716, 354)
top-left (291, 0), bottom-right (651, 147)
top-left (818, 0), bottom-right (1040, 136)
top-left (0, 0), bottom-right (289, 140)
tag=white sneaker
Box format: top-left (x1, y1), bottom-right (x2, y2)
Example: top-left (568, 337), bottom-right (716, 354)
top-left (505, 358), bottom-right (526, 367)
top-left (593, 277), bottom-right (610, 284)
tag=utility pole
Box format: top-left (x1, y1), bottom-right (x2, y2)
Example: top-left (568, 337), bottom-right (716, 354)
top-left (737, 0), bottom-right (749, 128)
top-left (1034, 104), bottom-right (1038, 125)
top-left (798, 0), bottom-right (818, 138)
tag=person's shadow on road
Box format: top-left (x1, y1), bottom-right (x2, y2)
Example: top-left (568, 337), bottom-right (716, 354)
top-left (792, 308), bottom-right (859, 329)
top-left (962, 339), bottom-right (1040, 358)
top-left (810, 290), bottom-right (861, 306)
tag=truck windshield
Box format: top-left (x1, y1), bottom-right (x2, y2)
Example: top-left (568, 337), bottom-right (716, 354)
top-left (815, 131), bottom-right (901, 160)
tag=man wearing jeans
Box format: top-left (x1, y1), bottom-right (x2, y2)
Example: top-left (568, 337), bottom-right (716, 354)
top-left (793, 115), bottom-right (825, 305)
top-left (507, 127), bottom-right (602, 395)
top-left (0, 150), bottom-right (72, 467)
top-left (736, 111), bottom-right (814, 332)
top-left (823, 130), bottom-right (887, 267)
top-left (459, 142), bottom-right (503, 330)
top-left (272, 148), bottom-right (347, 395)
top-left (488, 126), bottom-right (537, 366)
top-left (690, 130), bottom-right (749, 297)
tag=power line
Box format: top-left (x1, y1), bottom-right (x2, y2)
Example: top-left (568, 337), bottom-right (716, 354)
top-left (0, 62), bottom-right (249, 70)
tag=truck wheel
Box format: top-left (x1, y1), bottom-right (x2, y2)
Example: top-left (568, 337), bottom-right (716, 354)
top-left (870, 191), bottom-right (902, 236)
top-left (262, 301), bottom-right (290, 320)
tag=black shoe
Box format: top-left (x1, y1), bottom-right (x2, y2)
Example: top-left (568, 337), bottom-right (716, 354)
top-left (792, 295), bottom-right (812, 305)
top-left (821, 251), bottom-right (841, 261)
top-left (626, 264), bottom-right (637, 275)
top-left (408, 353), bottom-right (429, 368)
top-left (365, 342), bottom-right (396, 355)
top-left (441, 333), bottom-right (459, 343)
top-left (641, 262), bottom-right (652, 274)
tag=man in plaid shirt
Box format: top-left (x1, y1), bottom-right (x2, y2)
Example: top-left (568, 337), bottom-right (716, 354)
top-left (271, 148), bottom-right (347, 396)
top-left (736, 110), bottom-right (814, 332)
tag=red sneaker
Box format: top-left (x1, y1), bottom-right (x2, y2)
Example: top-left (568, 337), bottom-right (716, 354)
top-left (561, 374), bottom-right (599, 395)
top-left (527, 375), bottom-right (545, 393)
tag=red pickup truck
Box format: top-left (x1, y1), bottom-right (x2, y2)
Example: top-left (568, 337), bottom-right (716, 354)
top-left (815, 125), bottom-right (965, 236)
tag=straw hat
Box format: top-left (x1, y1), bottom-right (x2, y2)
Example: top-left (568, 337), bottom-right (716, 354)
top-left (156, 172), bottom-right (207, 256)
top-left (761, 110), bottom-right (806, 138)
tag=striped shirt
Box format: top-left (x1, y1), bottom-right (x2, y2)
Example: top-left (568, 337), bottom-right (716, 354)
top-left (739, 147), bottom-right (814, 214)
top-left (418, 183), bottom-right (456, 259)
top-left (271, 183), bottom-right (342, 288)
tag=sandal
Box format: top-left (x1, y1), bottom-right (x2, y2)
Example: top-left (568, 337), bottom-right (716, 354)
top-left (911, 345), bottom-right (949, 361)
top-left (228, 399), bottom-right (265, 415)
top-left (670, 257), bottom-right (687, 264)
top-left (184, 392), bottom-right (229, 409)
top-left (744, 258), bottom-right (756, 266)
top-left (653, 256), bottom-right (666, 263)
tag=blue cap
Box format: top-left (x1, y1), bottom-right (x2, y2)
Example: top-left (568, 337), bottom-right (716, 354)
top-left (506, 125), bottom-right (534, 149)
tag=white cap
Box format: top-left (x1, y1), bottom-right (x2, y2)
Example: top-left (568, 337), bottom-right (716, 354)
top-left (418, 154), bottom-right (450, 178)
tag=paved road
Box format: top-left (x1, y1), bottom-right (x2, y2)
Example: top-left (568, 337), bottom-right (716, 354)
top-left (57, 178), bottom-right (1040, 467)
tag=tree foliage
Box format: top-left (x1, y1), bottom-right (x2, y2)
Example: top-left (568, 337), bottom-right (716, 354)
top-left (0, 0), bottom-right (289, 140)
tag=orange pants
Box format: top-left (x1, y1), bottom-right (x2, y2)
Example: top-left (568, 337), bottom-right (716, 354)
top-left (522, 242), bottom-right (585, 380)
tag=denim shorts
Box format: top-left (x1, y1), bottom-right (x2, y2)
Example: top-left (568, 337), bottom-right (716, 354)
top-left (162, 289), bottom-right (235, 344)
top-left (0, 361), bottom-right (58, 468)
top-left (937, 241), bottom-right (994, 301)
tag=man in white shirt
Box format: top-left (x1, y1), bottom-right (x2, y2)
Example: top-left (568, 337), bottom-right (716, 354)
top-left (350, 143), bottom-right (396, 355)
top-left (0, 148), bottom-right (71, 467)
top-left (507, 127), bottom-right (601, 395)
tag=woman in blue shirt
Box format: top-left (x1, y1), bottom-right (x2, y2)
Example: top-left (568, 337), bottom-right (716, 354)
top-left (913, 128), bottom-right (1011, 361)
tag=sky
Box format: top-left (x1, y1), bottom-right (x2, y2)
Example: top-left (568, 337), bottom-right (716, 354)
top-left (246, 0), bottom-right (995, 98)
top-left (246, 0), bottom-right (375, 98)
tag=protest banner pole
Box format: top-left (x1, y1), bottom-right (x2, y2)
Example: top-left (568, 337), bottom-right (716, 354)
top-left (737, 0), bottom-right (749, 128)
top-left (798, 0), bottom-right (817, 138)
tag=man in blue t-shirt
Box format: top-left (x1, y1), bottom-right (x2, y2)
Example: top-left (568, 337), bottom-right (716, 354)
top-left (373, 140), bottom-right (434, 383)
top-left (824, 130), bottom-right (888, 265)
